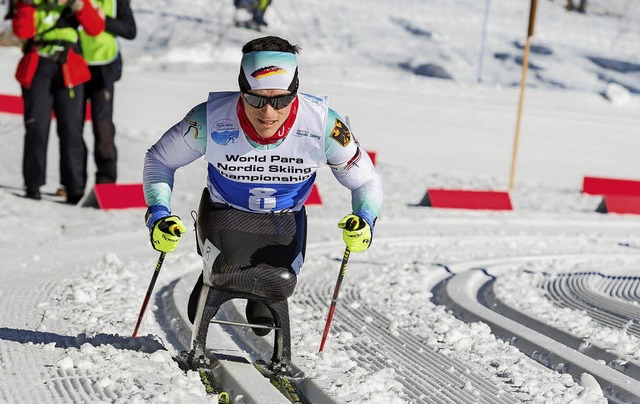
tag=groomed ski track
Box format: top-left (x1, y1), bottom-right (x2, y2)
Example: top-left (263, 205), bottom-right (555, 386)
top-left (2, 217), bottom-right (640, 403)
top-left (438, 255), bottom-right (640, 403)
top-left (160, 224), bottom-right (640, 403)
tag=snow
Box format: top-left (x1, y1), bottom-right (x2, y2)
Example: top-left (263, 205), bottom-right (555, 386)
top-left (1, 0), bottom-right (640, 402)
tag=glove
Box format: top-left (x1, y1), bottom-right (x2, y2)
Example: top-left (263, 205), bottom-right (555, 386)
top-left (149, 215), bottom-right (186, 252)
top-left (71, 0), bottom-right (105, 36)
top-left (338, 214), bottom-right (372, 253)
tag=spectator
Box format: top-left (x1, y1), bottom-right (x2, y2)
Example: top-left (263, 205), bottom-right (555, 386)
top-left (11, 0), bottom-right (105, 203)
top-left (234, 0), bottom-right (272, 28)
top-left (80, 0), bottom-right (136, 185)
top-left (566, 0), bottom-right (587, 13)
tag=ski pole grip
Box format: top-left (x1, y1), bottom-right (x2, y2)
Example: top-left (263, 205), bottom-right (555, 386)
top-left (171, 225), bottom-right (181, 237)
top-left (346, 217), bottom-right (359, 231)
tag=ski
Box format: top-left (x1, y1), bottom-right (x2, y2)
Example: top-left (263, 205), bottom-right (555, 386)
top-left (198, 366), bottom-right (231, 403)
top-left (253, 360), bottom-right (313, 404)
top-left (174, 351), bottom-right (230, 404)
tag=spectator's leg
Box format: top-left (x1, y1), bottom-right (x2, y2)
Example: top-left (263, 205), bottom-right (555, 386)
top-left (253, 0), bottom-right (270, 26)
top-left (577, 0), bottom-right (586, 13)
top-left (22, 59), bottom-right (56, 195)
top-left (89, 66), bottom-right (117, 184)
top-left (54, 74), bottom-right (87, 202)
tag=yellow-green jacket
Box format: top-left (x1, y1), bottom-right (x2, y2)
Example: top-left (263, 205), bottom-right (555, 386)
top-left (79, 0), bottom-right (136, 66)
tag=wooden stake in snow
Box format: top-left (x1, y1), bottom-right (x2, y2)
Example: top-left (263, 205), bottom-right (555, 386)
top-left (509, 0), bottom-right (539, 190)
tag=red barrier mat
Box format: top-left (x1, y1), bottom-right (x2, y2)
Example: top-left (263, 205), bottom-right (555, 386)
top-left (0, 94), bottom-right (23, 115)
top-left (419, 188), bottom-right (513, 210)
top-left (596, 195), bottom-right (640, 214)
top-left (582, 176), bottom-right (640, 196)
top-left (82, 183), bottom-right (146, 210)
top-left (305, 184), bottom-right (322, 205)
top-left (0, 93), bottom-right (92, 120)
top-left (367, 150), bottom-right (377, 166)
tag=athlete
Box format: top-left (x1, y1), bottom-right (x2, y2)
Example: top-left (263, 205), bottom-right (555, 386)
top-left (142, 36), bottom-right (383, 344)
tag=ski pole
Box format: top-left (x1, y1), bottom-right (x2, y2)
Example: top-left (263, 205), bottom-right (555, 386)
top-left (319, 247), bottom-right (350, 352)
top-left (132, 251), bottom-right (167, 338)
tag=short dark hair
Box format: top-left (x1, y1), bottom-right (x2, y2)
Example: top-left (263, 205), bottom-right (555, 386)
top-left (242, 36), bottom-right (301, 54)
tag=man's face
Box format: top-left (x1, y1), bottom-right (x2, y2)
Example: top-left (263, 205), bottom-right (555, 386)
top-left (242, 89), bottom-right (294, 138)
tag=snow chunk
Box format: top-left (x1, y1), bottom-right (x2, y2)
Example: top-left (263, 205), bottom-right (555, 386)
top-left (96, 377), bottom-right (114, 389)
top-left (170, 374), bottom-right (189, 388)
top-left (576, 373), bottom-right (606, 403)
top-left (149, 350), bottom-right (173, 363)
top-left (604, 82), bottom-right (631, 106)
top-left (57, 356), bottom-right (74, 369)
top-left (73, 288), bottom-right (92, 303)
top-left (102, 253), bottom-right (124, 269)
top-left (76, 359), bottom-right (93, 369)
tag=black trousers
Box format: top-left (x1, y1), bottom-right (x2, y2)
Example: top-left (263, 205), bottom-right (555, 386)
top-left (22, 58), bottom-right (87, 194)
top-left (85, 63), bottom-right (117, 184)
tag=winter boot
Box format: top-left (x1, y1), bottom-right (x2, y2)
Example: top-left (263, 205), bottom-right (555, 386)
top-left (25, 185), bottom-right (41, 200)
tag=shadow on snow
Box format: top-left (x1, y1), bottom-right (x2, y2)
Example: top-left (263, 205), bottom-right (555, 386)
top-left (0, 327), bottom-right (166, 354)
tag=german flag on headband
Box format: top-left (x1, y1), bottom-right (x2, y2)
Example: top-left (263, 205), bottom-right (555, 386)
top-left (239, 51), bottom-right (299, 93)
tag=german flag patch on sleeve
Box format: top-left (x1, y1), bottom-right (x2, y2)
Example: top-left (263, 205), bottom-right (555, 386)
top-left (330, 118), bottom-right (352, 147)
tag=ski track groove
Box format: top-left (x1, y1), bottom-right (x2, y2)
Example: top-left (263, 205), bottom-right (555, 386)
top-left (570, 273), bottom-right (638, 318)
top-left (341, 306), bottom-right (519, 404)
top-left (619, 278), bottom-right (640, 301)
top-left (296, 263), bottom-right (521, 404)
top-left (65, 371), bottom-right (99, 402)
top-left (0, 273), bottom-right (110, 404)
top-left (446, 269), bottom-right (640, 402)
top-left (441, 253), bottom-right (640, 401)
top-left (542, 272), bottom-right (640, 337)
top-left (79, 375), bottom-right (95, 397)
top-left (52, 371), bottom-right (75, 403)
top-left (0, 349), bottom-right (19, 403)
top-left (68, 375), bottom-right (84, 398)
top-left (3, 232), bottom-right (640, 402)
top-left (484, 280), bottom-right (640, 383)
top-left (0, 279), bottom-right (59, 403)
top-left (579, 273), bottom-right (640, 319)
top-left (297, 238), bottom-right (640, 402)
top-left (62, 369), bottom-right (99, 403)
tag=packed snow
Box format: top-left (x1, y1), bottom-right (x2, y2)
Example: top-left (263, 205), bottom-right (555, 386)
top-left (1, 0), bottom-right (640, 402)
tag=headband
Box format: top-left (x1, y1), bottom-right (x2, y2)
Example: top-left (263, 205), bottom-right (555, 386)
top-left (239, 51), bottom-right (299, 93)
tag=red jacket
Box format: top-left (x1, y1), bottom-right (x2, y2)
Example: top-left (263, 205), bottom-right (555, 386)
top-left (12, 0), bottom-right (105, 89)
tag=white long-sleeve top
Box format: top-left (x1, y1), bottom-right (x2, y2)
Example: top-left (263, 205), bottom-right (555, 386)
top-left (143, 92), bottom-right (383, 229)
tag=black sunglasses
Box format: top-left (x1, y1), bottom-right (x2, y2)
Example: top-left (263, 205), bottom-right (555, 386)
top-left (242, 92), bottom-right (297, 110)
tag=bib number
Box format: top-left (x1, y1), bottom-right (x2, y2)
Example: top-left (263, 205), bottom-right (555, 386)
top-left (249, 187), bottom-right (277, 211)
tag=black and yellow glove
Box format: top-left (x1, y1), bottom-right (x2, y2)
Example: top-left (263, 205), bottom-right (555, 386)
top-left (338, 214), bottom-right (372, 253)
top-left (149, 215), bottom-right (186, 253)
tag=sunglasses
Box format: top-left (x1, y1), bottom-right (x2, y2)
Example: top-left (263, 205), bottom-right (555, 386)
top-left (242, 92), bottom-right (297, 110)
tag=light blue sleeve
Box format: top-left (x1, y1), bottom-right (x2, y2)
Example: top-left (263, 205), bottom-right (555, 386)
top-left (324, 108), bottom-right (383, 230)
top-left (143, 102), bottom-right (208, 225)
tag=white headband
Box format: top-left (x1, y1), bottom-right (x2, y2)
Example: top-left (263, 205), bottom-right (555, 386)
top-left (239, 51), bottom-right (298, 92)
